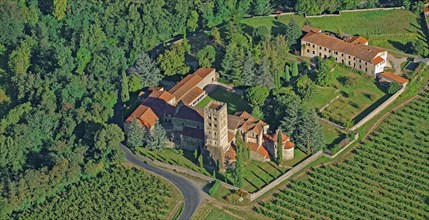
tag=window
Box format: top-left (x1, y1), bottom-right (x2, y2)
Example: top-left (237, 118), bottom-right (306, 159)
top-left (319, 46), bottom-right (322, 49)
top-left (313, 51), bottom-right (315, 54)
top-left (319, 53), bottom-right (322, 56)
top-left (348, 61), bottom-right (351, 65)
top-left (313, 45), bottom-right (315, 48)
top-left (348, 56), bottom-right (351, 59)
top-left (324, 48), bottom-right (327, 51)
top-left (329, 50), bottom-right (331, 52)
top-left (324, 55), bottom-right (328, 58)
top-left (307, 49), bottom-right (309, 53)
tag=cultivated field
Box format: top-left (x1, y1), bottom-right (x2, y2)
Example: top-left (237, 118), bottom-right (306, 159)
top-left (241, 9), bottom-right (423, 54)
top-left (256, 90), bottom-right (429, 219)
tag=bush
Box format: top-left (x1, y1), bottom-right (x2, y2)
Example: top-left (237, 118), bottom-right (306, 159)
top-left (388, 82), bottom-right (401, 94)
top-left (209, 180), bottom-right (221, 196)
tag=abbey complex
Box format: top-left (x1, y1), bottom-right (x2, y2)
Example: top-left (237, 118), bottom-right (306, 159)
top-left (125, 68), bottom-right (295, 171)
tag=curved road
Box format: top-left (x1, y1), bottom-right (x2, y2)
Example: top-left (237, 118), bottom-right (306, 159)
top-left (120, 144), bottom-right (202, 220)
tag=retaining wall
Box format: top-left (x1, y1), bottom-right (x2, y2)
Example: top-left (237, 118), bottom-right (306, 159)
top-left (351, 86), bottom-right (406, 130)
top-left (247, 150), bottom-right (323, 201)
top-left (324, 133), bottom-right (359, 159)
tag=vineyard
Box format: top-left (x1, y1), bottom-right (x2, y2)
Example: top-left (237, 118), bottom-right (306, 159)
top-left (14, 167), bottom-right (180, 219)
top-left (256, 90), bottom-right (429, 219)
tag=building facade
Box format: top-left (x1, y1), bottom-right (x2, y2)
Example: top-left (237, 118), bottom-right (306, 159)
top-left (301, 27), bottom-right (387, 76)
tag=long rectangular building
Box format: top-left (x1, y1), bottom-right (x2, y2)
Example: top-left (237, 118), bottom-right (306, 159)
top-left (301, 27), bottom-right (387, 75)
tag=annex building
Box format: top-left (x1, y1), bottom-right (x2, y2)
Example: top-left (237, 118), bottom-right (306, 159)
top-left (126, 68), bottom-right (295, 171)
top-left (301, 26), bottom-right (387, 75)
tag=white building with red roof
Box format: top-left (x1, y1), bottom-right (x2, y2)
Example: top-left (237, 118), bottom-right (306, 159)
top-left (301, 26), bottom-right (387, 75)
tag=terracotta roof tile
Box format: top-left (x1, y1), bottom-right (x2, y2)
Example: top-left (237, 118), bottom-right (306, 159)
top-left (126, 105), bottom-right (159, 128)
top-left (253, 144), bottom-right (270, 159)
top-left (347, 36), bottom-right (368, 45)
top-left (169, 74), bottom-right (203, 101)
top-left (370, 56), bottom-right (384, 65)
top-left (246, 142), bottom-right (259, 152)
top-left (284, 141), bottom-right (295, 149)
top-left (194, 68), bottom-right (215, 78)
top-left (148, 90), bottom-right (175, 103)
top-left (380, 72), bottom-right (409, 85)
top-left (225, 145), bottom-right (236, 161)
top-left (302, 32), bottom-right (385, 62)
top-left (181, 87), bottom-right (205, 105)
top-left (227, 115), bottom-right (243, 130)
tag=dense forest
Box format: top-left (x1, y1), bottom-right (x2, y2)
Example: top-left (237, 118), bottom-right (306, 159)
top-left (0, 0), bottom-right (420, 218)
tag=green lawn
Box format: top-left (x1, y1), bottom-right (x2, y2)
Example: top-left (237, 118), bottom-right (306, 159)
top-left (136, 147), bottom-right (213, 176)
top-left (303, 85), bottom-right (338, 111)
top-left (321, 66), bottom-right (386, 126)
top-left (240, 149), bottom-right (307, 193)
top-left (241, 9), bottom-right (424, 55)
top-left (196, 87), bottom-right (251, 114)
top-left (320, 119), bottom-right (347, 149)
top-left (206, 207), bottom-right (239, 220)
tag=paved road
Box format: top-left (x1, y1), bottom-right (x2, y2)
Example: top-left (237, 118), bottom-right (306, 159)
top-left (120, 144), bottom-right (202, 220)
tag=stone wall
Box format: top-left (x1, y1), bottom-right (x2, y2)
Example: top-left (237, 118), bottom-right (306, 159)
top-left (351, 86), bottom-right (406, 130)
top-left (247, 150), bottom-right (323, 201)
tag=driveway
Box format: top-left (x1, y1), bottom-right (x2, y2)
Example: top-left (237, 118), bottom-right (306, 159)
top-left (120, 144), bottom-right (202, 220)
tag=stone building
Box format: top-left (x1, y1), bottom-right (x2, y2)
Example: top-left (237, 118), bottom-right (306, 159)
top-left (301, 26), bottom-right (387, 75)
top-left (125, 68), bottom-right (295, 171)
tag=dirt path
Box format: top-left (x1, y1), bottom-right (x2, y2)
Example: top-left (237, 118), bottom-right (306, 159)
top-left (387, 53), bottom-right (407, 74)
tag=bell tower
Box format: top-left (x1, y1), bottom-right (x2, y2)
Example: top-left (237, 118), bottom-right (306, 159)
top-left (204, 101), bottom-right (228, 172)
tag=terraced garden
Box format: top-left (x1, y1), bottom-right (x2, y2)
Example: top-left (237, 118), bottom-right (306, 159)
top-left (256, 89), bottom-right (429, 219)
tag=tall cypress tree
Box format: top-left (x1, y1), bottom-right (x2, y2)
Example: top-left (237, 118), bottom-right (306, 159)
top-left (233, 132), bottom-right (245, 187)
top-left (284, 65), bottom-right (291, 82)
top-left (276, 128), bottom-right (283, 164)
top-left (121, 70), bottom-right (130, 102)
top-left (292, 61), bottom-right (299, 77)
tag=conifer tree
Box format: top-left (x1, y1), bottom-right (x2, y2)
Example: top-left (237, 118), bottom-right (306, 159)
top-left (121, 70), bottom-right (130, 102)
top-left (292, 61), bottom-right (299, 77)
top-left (126, 118), bottom-right (145, 149)
top-left (284, 65), bottom-right (291, 82)
top-left (276, 128), bottom-right (283, 164)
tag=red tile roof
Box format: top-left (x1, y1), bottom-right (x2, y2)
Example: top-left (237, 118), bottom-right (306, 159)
top-left (347, 36), bottom-right (368, 45)
top-left (194, 68), bottom-right (215, 78)
top-left (169, 68), bottom-right (215, 103)
top-left (181, 87), bottom-right (205, 105)
top-left (380, 72), bottom-right (409, 85)
top-left (225, 145), bottom-right (236, 161)
top-left (284, 141), bottom-right (295, 149)
top-left (148, 90), bottom-right (175, 103)
top-left (126, 105), bottom-right (159, 128)
top-left (302, 32), bottom-right (385, 62)
top-left (371, 56), bottom-right (385, 65)
top-left (256, 145), bottom-right (270, 159)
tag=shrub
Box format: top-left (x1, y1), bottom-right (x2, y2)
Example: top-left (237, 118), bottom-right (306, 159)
top-left (209, 180), bottom-right (221, 196)
top-left (388, 82), bottom-right (401, 94)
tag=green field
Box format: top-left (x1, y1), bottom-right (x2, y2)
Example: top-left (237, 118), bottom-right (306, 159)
top-left (238, 149), bottom-right (307, 193)
top-left (304, 66), bottom-right (386, 126)
top-left (196, 87), bottom-right (251, 114)
top-left (256, 91), bottom-right (429, 219)
top-left (241, 9), bottom-right (423, 54)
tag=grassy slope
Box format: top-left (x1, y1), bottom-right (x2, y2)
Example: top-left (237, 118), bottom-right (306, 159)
top-left (241, 10), bottom-right (423, 54)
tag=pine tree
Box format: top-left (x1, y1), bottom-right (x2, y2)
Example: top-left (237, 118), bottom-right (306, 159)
top-left (286, 18), bottom-right (302, 48)
top-left (276, 128), bottom-right (283, 164)
top-left (145, 121), bottom-right (167, 150)
top-left (292, 61), bottom-right (299, 77)
top-left (242, 50), bottom-right (256, 86)
top-left (257, 58), bottom-right (274, 89)
top-left (128, 53), bottom-right (161, 88)
top-left (126, 118), bottom-right (145, 149)
top-left (121, 70), bottom-right (130, 102)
